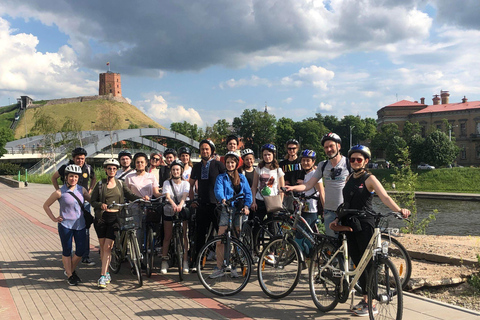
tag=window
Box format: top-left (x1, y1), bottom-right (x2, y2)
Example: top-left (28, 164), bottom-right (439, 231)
top-left (476, 122), bottom-right (480, 134)
top-left (436, 124), bottom-right (442, 130)
top-left (109, 89), bottom-right (112, 93)
top-left (477, 145), bottom-right (480, 159)
top-left (461, 145), bottom-right (466, 160)
top-left (460, 122), bottom-right (467, 136)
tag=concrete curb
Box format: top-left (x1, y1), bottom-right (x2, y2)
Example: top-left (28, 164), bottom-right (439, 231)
top-left (405, 291), bottom-right (480, 316)
top-left (0, 176), bottom-right (26, 188)
top-left (408, 250), bottom-right (478, 267)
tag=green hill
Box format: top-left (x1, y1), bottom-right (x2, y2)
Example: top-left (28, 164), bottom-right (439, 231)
top-left (13, 99), bottom-right (164, 139)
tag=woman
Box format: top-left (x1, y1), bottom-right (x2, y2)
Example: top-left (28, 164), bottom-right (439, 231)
top-left (125, 152), bottom-right (162, 198)
top-left (251, 144), bottom-right (285, 229)
top-left (161, 160), bottom-right (190, 274)
top-left (211, 151), bottom-right (252, 278)
top-left (90, 159), bottom-right (146, 288)
top-left (43, 164), bottom-right (90, 286)
top-left (178, 146), bottom-right (193, 181)
top-left (330, 145), bottom-right (410, 317)
top-left (239, 148), bottom-right (255, 187)
top-left (148, 152), bottom-right (162, 182)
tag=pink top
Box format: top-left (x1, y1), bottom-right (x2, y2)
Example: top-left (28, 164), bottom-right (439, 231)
top-left (125, 172), bottom-right (158, 198)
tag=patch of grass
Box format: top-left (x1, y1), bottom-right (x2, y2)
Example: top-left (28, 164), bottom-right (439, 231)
top-left (0, 109), bottom-right (17, 128)
top-left (19, 167), bottom-right (107, 185)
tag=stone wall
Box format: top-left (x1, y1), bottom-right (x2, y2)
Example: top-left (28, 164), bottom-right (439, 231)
top-left (44, 95), bottom-right (129, 106)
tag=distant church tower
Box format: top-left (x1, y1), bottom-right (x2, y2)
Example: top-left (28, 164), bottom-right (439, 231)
top-left (99, 71), bottom-right (122, 97)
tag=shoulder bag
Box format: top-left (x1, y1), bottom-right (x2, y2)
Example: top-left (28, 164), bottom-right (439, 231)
top-left (67, 190), bottom-right (94, 228)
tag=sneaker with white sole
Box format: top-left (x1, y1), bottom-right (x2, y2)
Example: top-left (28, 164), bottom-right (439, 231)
top-left (82, 258), bottom-right (96, 266)
top-left (230, 268), bottom-right (239, 278)
top-left (265, 254), bottom-right (276, 264)
top-left (350, 299), bottom-right (367, 312)
top-left (209, 267), bottom-right (224, 279)
top-left (161, 260), bottom-right (169, 274)
top-left (105, 272), bottom-right (111, 284)
top-left (353, 303), bottom-right (378, 317)
top-left (183, 261), bottom-right (190, 274)
top-left (98, 275), bottom-right (107, 289)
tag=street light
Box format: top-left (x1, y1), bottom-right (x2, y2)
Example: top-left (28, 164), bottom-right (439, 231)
top-left (449, 125), bottom-right (458, 141)
top-left (350, 125), bottom-right (355, 148)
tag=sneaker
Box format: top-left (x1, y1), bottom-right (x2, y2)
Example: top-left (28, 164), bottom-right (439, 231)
top-left (161, 261), bottom-right (169, 274)
top-left (207, 250), bottom-right (216, 261)
top-left (105, 272), bottom-right (111, 284)
top-left (98, 276), bottom-right (107, 289)
top-left (230, 268), bottom-right (239, 278)
top-left (350, 299), bottom-right (367, 312)
top-left (265, 254), bottom-right (276, 264)
top-left (209, 267), bottom-right (225, 279)
top-left (353, 303), bottom-right (378, 317)
top-left (67, 275), bottom-right (78, 286)
top-left (82, 258), bottom-right (96, 266)
top-left (183, 261), bottom-right (190, 274)
top-left (72, 271), bottom-right (82, 283)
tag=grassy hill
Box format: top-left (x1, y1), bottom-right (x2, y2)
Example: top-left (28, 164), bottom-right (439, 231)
top-left (13, 99), bottom-right (164, 139)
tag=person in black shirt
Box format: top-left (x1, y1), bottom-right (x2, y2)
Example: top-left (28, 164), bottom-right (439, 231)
top-left (189, 139), bottom-right (225, 263)
top-left (279, 139), bottom-right (304, 212)
top-left (239, 148), bottom-right (255, 187)
top-left (159, 148), bottom-right (177, 189)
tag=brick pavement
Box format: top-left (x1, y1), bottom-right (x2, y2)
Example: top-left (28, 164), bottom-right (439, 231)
top-left (1, 183), bottom-right (479, 320)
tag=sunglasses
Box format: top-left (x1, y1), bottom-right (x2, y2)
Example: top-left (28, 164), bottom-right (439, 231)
top-left (152, 157), bottom-right (160, 161)
top-left (330, 168), bottom-right (341, 180)
top-left (287, 147), bottom-right (297, 151)
top-left (350, 157), bottom-right (364, 163)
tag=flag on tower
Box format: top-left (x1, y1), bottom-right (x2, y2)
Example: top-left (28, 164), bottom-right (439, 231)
top-left (106, 62), bottom-right (110, 66)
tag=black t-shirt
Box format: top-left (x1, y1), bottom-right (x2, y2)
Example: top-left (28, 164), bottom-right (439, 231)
top-left (158, 165), bottom-right (170, 188)
top-left (191, 160), bottom-right (226, 204)
top-left (279, 158), bottom-right (304, 186)
top-left (58, 160), bottom-right (95, 190)
top-left (242, 169), bottom-right (255, 188)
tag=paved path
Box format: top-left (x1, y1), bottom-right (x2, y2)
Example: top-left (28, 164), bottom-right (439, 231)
top-left (1, 183), bottom-right (479, 320)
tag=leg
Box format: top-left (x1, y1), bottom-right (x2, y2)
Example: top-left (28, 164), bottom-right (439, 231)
top-left (215, 226), bottom-right (227, 268)
top-left (58, 224), bottom-right (74, 276)
top-left (101, 238), bottom-right (114, 276)
top-left (72, 228), bottom-right (87, 272)
top-left (323, 210), bottom-right (337, 238)
top-left (162, 221), bottom-right (173, 257)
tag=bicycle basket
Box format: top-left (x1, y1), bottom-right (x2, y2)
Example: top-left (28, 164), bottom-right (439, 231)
top-left (118, 206), bottom-right (143, 230)
top-left (146, 203), bottom-right (164, 223)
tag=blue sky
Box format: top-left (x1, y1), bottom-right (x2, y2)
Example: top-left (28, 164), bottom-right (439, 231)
top-left (1, 0), bottom-right (480, 129)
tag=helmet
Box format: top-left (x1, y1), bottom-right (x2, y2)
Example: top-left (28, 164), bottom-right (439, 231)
top-left (285, 139), bottom-right (299, 147)
top-left (226, 134), bottom-right (239, 145)
top-left (72, 147), bottom-right (87, 157)
top-left (261, 143), bottom-right (276, 153)
top-left (321, 132), bottom-right (342, 147)
top-left (170, 159), bottom-right (185, 170)
top-left (241, 148), bottom-right (254, 158)
top-left (300, 149), bottom-right (316, 159)
top-left (65, 164), bottom-right (82, 176)
top-left (118, 150), bottom-right (132, 160)
top-left (224, 151), bottom-right (240, 162)
top-left (103, 158), bottom-right (120, 168)
top-left (178, 146), bottom-right (191, 156)
top-left (164, 148), bottom-right (177, 157)
top-left (348, 145), bottom-right (371, 159)
top-left (199, 139), bottom-right (216, 152)
top-left (133, 152), bottom-right (149, 163)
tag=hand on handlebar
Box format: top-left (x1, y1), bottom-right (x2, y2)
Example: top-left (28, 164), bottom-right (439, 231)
top-left (400, 208), bottom-right (411, 219)
top-left (143, 195), bottom-right (150, 201)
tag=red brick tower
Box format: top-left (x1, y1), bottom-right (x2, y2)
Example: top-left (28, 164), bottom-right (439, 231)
top-left (99, 72), bottom-right (122, 96)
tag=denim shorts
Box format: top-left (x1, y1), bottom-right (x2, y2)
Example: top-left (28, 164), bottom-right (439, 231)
top-left (218, 206), bottom-right (245, 227)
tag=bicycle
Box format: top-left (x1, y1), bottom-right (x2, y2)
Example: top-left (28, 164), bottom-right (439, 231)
top-left (143, 197), bottom-right (165, 278)
top-left (165, 208), bottom-right (188, 281)
top-left (108, 198), bottom-right (147, 287)
top-left (196, 193), bottom-right (252, 296)
top-left (309, 211), bottom-right (407, 319)
top-left (379, 226), bottom-right (412, 290)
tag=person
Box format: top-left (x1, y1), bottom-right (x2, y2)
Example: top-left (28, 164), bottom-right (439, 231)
top-left (178, 146), bottom-right (193, 181)
top-left (160, 160), bottom-right (190, 274)
top-left (116, 150), bottom-right (134, 181)
top-left (279, 139), bottom-right (304, 212)
top-left (43, 164), bottom-right (91, 286)
top-left (294, 149), bottom-right (325, 256)
top-left (329, 145), bottom-right (411, 317)
top-left (51, 147), bottom-right (97, 266)
top-left (159, 148), bottom-right (177, 188)
top-left (189, 139), bottom-right (226, 264)
top-left (250, 144), bottom-right (285, 235)
top-left (90, 159), bottom-right (146, 288)
top-left (285, 132), bottom-right (351, 238)
top-left (211, 151), bottom-right (252, 278)
top-left (219, 135), bottom-right (243, 168)
top-left (239, 148), bottom-right (255, 187)
top-left (148, 152), bottom-right (162, 182)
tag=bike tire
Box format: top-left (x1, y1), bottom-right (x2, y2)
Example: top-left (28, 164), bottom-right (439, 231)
top-left (129, 232), bottom-right (143, 287)
top-left (257, 237), bottom-right (301, 299)
top-left (239, 220), bottom-right (254, 259)
top-left (253, 217), bottom-right (292, 257)
top-left (197, 236), bottom-right (252, 296)
top-left (367, 257), bottom-right (403, 320)
top-left (175, 225), bottom-right (184, 281)
top-left (146, 228), bottom-right (155, 278)
top-left (309, 240), bottom-right (340, 312)
top-left (382, 235), bottom-right (412, 290)
top-left (109, 232), bottom-right (122, 274)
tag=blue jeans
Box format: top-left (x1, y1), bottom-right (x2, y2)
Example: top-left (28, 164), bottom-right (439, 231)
top-left (58, 223), bottom-right (87, 257)
top-left (324, 209), bottom-right (338, 238)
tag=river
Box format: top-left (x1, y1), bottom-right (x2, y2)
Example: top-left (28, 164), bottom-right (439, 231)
top-left (372, 197), bottom-right (480, 236)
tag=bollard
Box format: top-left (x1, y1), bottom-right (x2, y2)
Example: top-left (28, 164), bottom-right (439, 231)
top-left (25, 169), bottom-right (28, 187)
top-left (18, 171), bottom-right (21, 181)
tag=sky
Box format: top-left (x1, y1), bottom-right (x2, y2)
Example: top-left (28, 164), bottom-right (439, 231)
top-left (1, 0), bottom-right (480, 129)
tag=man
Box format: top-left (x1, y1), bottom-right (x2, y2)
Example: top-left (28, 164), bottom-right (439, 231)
top-left (285, 133), bottom-right (350, 238)
top-left (189, 139), bottom-right (226, 264)
top-left (219, 135), bottom-right (243, 168)
top-left (51, 147), bottom-right (97, 265)
top-left (116, 150), bottom-right (134, 181)
top-left (279, 139), bottom-right (304, 212)
top-left (159, 148), bottom-right (177, 188)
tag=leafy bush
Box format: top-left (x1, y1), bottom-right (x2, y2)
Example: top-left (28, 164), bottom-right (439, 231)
top-left (0, 163), bottom-right (22, 175)
top-left (468, 254), bottom-right (480, 292)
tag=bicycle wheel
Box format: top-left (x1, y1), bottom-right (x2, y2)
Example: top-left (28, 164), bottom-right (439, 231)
top-left (109, 232), bottom-right (122, 274)
top-left (257, 237), bottom-right (301, 299)
top-left (175, 225), bottom-right (184, 281)
top-left (254, 217), bottom-right (292, 257)
top-left (197, 236), bottom-right (252, 296)
top-left (145, 227), bottom-right (155, 278)
top-left (382, 235), bottom-right (411, 290)
top-left (309, 241), bottom-right (340, 312)
top-left (239, 220), bottom-right (254, 259)
top-left (367, 258), bottom-right (403, 320)
top-left (129, 232), bottom-right (143, 287)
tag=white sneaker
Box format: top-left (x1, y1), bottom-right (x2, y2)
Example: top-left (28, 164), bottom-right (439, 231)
top-left (183, 261), bottom-right (189, 274)
top-left (265, 254), bottom-right (277, 264)
top-left (161, 261), bottom-right (168, 274)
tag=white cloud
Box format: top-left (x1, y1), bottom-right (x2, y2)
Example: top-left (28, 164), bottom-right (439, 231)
top-left (135, 94), bottom-right (204, 127)
top-left (219, 75), bottom-right (272, 89)
top-left (282, 97), bottom-right (293, 104)
top-left (233, 99), bottom-right (246, 104)
top-left (318, 102), bottom-right (333, 111)
top-left (282, 65), bottom-right (335, 89)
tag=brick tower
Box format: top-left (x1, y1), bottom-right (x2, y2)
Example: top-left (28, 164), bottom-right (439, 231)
top-left (99, 71), bottom-right (122, 97)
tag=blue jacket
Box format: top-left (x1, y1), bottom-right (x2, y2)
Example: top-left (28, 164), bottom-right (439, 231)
top-left (214, 173), bottom-right (253, 208)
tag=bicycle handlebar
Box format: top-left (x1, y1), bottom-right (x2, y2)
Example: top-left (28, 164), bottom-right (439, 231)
top-left (107, 198), bottom-right (149, 209)
top-left (222, 193), bottom-right (245, 207)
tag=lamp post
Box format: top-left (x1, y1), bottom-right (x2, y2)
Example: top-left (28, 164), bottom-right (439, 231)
top-left (449, 125), bottom-right (458, 141)
top-left (349, 125), bottom-right (355, 148)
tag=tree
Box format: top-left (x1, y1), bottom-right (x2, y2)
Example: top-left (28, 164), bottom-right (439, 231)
top-left (170, 121), bottom-right (203, 141)
top-left (323, 115), bottom-right (340, 132)
top-left (293, 119), bottom-right (326, 157)
top-left (95, 102), bottom-right (120, 157)
top-left (408, 134), bottom-right (425, 165)
top-left (402, 121), bottom-right (421, 145)
top-left (370, 123), bottom-right (401, 159)
top-left (276, 117), bottom-right (296, 152)
top-left (422, 130), bottom-right (460, 167)
top-left (31, 108), bottom-right (59, 166)
top-left (210, 119), bottom-right (231, 154)
top-left (0, 127), bottom-right (14, 157)
top-left (60, 117), bottom-right (83, 150)
top-left (385, 136), bottom-right (407, 163)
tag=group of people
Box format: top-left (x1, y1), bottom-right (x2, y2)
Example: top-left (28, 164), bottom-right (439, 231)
top-left (44, 133), bottom-right (410, 316)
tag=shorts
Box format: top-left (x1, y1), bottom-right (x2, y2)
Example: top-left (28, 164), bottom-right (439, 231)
top-left (58, 223), bottom-right (86, 257)
top-left (217, 206), bottom-right (245, 227)
top-left (94, 211), bottom-right (120, 240)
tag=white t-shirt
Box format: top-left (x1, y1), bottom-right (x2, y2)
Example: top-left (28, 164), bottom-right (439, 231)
top-left (125, 172), bottom-right (158, 198)
top-left (183, 167), bottom-right (192, 181)
top-left (255, 166), bottom-right (285, 201)
top-left (312, 156), bottom-right (350, 211)
top-left (163, 179), bottom-right (190, 216)
top-left (303, 170), bottom-right (321, 213)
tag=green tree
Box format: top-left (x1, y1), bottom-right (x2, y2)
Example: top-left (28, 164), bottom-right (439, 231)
top-left (0, 127), bottom-right (14, 157)
top-left (408, 134), bottom-right (425, 165)
top-left (211, 119), bottom-right (231, 154)
top-left (276, 117), bottom-right (296, 155)
top-left (323, 115), bottom-right (340, 132)
top-left (402, 121), bottom-right (421, 145)
top-left (60, 117), bottom-right (83, 149)
top-left (31, 108), bottom-right (59, 162)
top-left (422, 130), bottom-right (460, 167)
top-left (170, 121), bottom-right (203, 141)
top-left (293, 119), bottom-right (326, 156)
top-left (385, 136), bottom-right (407, 164)
top-left (370, 123), bottom-right (401, 159)
top-left (95, 102), bottom-right (120, 157)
